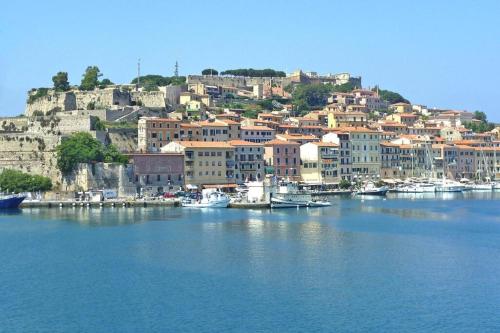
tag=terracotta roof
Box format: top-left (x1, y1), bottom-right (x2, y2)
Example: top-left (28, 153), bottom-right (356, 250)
top-left (335, 126), bottom-right (379, 133)
top-left (241, 126), bottom-right (273, 131)
top-left (180, 123), bottom-right (201, 128)
top-left (264, 139), bottom-right (300, 146)
top-left (141, 117), bottom-right (181, 122)
top-left (176, 141), bottom-right (233, 148)
top-left (276, 134), bottom-right (318, 140)
top-left (196, 120), bottom-right (230, 127)
top-left (311, 142), bottom-right (339, 147)
top-left (228, 140), bottom-right (264, 146)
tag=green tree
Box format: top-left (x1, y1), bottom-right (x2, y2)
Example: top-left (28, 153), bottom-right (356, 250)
top-left (56, 132), bottom-right (128, 174)
top-left (473, 111), bottom-right (487, 122)
top-left (292, 84), bottom-right (331, 110)
top-left (103, 145), bottom-right (129, 164)
top-left (242, 109), bottom-right (259, 119)
top-left (202, 68), bottom-right (218, 75)
top-left (52, 71), bottom-right (70, 91)
top-left (80, 66), bottom-right (102, 91)
top-left (0, 169), bottom-right (52, 193)
top-left (375, 88), bottom-right (410, 104)
top-left (131, 75), bottom-right (186, 87)
top-left (98, 78), bottom-right (114, 89)
top-left (339, 179), bottom-right (351, 190)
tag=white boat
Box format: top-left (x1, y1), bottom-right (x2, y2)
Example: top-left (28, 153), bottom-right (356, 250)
top-left (471, 183), bottom-right (493, 191)
top-left (394, 182), bottom-right (436, 193)
top-left (307, 200), bottom-right (332, 207)
top-left (493, 182), bottom-right (500, 191)
top-left (181, 189), bottom-right (230, 208)
top-left (432, 178), bottom-right (464, 192)
top-left (270, 196), bottom-right (310, 208)
top-left (355, 182), bottom-right (389, 196)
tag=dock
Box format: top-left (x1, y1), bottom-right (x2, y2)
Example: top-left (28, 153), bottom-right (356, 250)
top-left (20, 199), bottom-right (180, 208)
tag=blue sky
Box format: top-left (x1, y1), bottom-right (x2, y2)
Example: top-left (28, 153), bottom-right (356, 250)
top-left (1, 0), bottom-right (499, 120)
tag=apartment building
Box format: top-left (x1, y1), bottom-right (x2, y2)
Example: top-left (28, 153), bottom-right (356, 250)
top-left (161, 141), bottom-right (235, 187)
top-left (300, 142), bottom-right (340, 185)
top-left (264, 139), bottom-right (301, 180)
top-left (229, 140), bottom-right (265, 183)
top-left (240, 125), bottom-right (275, 143)
top-left (128, 152), bottom-right (184, 194)
top-left (137, 117), bottom-right (182, 152)
top-left (341, 127), bottom-right (381, 178)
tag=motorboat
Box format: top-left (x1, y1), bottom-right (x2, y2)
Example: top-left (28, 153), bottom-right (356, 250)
top-left (432, 178), bottom-right (464, 192)
top-left (270, 196), bottom-right (310, 208)
top-left (181, 189), bottom-right (230, 208)
top-left (471, 183), bottom-right (493, 191)
top-left (354, 182), bottom-right (389, 196)
top-left (306, 200), bottom-right (332, 207)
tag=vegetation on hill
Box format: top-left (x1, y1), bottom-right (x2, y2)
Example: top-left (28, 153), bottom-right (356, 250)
top-left (130, 75), bottom-right (186, 90)
top-left (202, 68), bottom-right (218, 75)
top-left (56, 132), bottom-right (128, 174)
top-left (27, 88), bottom-right (49, 104)
top-left (375, 87), bottom-right (410, 104)
top-left (80, 66), bottom-right (103, 91)
top-left (0, 169), bottom-right (52, 193)
top-left (220, 68), bottom-right (286, 77)
top-left (291, 84), bottom-right (331, 111)
top-left (463, 111), bottom-right (495, 133)
top-left (52, 72), bottom-right (70, 92)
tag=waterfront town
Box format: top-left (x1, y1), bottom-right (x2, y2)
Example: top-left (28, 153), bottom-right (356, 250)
top-left (1, 67), bottom-right (499, 202)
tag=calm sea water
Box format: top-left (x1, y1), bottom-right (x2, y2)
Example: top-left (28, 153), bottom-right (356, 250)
top-left (1, 192), bottom-right (500, 332)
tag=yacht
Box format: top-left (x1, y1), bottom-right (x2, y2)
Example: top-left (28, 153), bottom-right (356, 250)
top-left (181, 189), bottom-right (230, 208)
top-left (432, 178), bottom-right (464, 192)
top-left (354, 182), bottom-right (389, 196)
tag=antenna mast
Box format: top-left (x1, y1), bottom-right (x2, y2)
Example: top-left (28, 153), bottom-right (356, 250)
top-left (136, 58), bottom-right (141, 91)
top-left (174, 61), bottom-right (179, 77)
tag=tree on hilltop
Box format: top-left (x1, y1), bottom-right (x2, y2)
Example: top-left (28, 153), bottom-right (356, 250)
top-left (202, 68), bottom-right (218, 75)
top-left (80, 66), bottom-right (102, 91)
top-left (52, 72), bottom-right (70, 92)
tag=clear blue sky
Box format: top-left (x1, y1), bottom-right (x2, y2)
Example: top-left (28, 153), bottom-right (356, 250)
top-left (1, 0), bottom-right (499, 120)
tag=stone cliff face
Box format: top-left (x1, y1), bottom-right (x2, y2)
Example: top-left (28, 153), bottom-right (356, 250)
top-left (25, 87), bottom-right (169, 116)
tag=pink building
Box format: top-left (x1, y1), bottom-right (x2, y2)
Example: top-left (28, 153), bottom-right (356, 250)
top-left (128, 153), bottom-right (185, 193)
top-left (264, 139), bottom-right (301, 180)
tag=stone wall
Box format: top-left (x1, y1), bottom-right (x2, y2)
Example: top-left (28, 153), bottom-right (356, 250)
top-left (25, 91), bottom-right (76, 116)
top-left (63, 162), bottom-right (135, 196)
top-left (107, 128), bottom-right (137, 152)
top-left (0, 117), bottom-right (29, 132)
top-left (130, 91), bottom-right (166, 109)
top-left (74, 88), bottom-right (131, 110)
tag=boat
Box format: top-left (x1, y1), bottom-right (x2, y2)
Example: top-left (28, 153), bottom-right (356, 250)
top-left (181, 189), bottom-right (230, 208)
top-left (394, 182), bottom-right (436, 193)
top-left (306, 200), bottom-right (332, 207)
top-left (432, 178), bottom-right (464, 192)
top-left (354, 182), bottom-right (389, 196)
top-left (0, 194), bottom-right (26, 209)
top-left (471, 183), bottom-right (493, 191)
top-left (270, 196), bottom-right (310, 208)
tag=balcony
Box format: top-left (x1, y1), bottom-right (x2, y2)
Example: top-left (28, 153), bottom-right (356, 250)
top-left (226, 161), bottom-right (235, 168)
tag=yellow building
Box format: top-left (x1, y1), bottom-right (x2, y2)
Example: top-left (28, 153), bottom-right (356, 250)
top-left (300, 142), bottom-right (340, 185)
top-left (327, 112), bottom-right (367, 128)
top-left (161, 141), bottom-right (236, 187)
top-left (389, 102), bottom-right (412, 113)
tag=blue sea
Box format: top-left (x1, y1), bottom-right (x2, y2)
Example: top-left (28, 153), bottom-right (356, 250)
top-left (1, 192), bottom-right (500, 332)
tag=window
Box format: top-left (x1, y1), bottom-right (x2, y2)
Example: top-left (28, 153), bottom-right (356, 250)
top-left (157, 175), bottom-right (161, 181)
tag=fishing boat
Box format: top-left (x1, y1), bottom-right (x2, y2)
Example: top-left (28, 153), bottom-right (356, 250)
top-left (354, 182), bottom-right (389, 196)
top-left (181, 189), bottom-right (230, 208)
top-left (306, 200), bottom-right (332, 207)
top-left (270, 196), bottom-right (310, 208)
top-left (0, 194), bottom-right (26, 209)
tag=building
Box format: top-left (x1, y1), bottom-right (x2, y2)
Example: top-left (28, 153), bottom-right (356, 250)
top-left (276, 133), bottom-right (319, 145)
top-left (390, 103), bottom-right (413, 113)
top-left (128, 152), bottom-right (184, 194)
top-left (137, 117), bottom-right (182, 152)
top-left (327, 112), bottom-right (368, 128)
top-left (229, 140), bottom-right (265, 183)
top-left (300, 142), bottom-right (340, 185)
top-left (160, 141), bottom-right (236, 188)
top-left (240, 125), bottom-right (275, 143)
top-left (264, 139), bottom-right (301, 180)
top-left (341, 127), bottom-right (381, 179)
